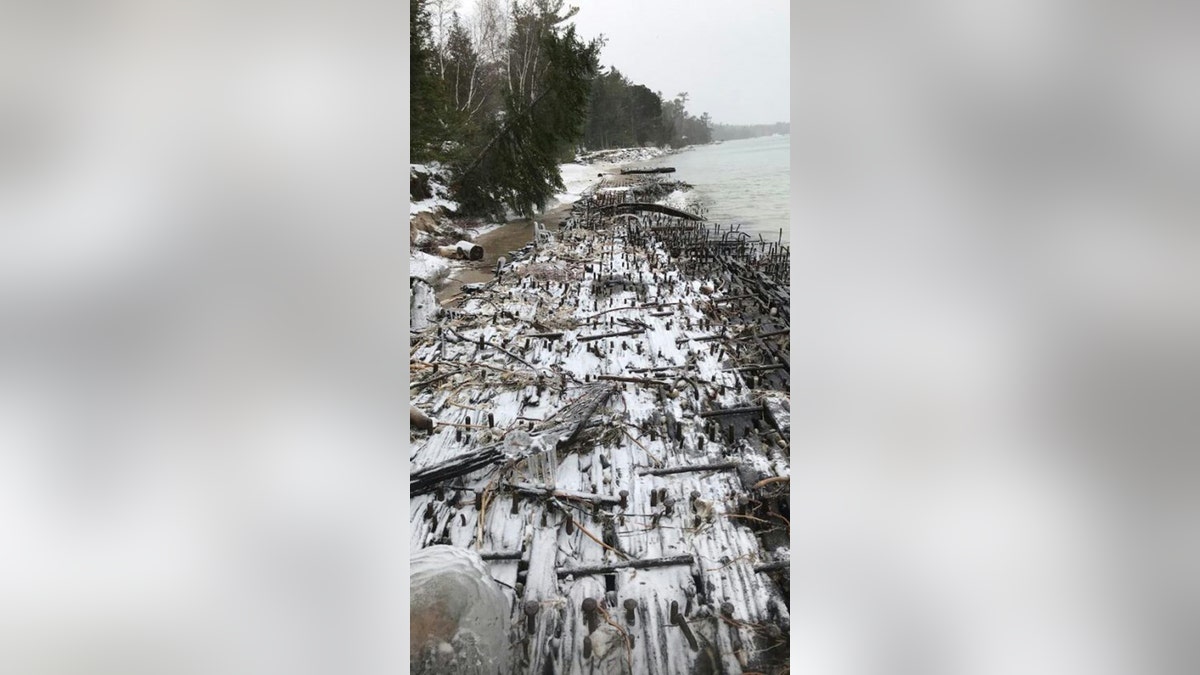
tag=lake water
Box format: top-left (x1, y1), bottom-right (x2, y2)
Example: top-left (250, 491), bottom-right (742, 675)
top-left (649, 134), bottom-right (791, 243)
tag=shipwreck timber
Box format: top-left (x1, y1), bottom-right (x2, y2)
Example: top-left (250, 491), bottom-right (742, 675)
top-left (410, 171), bottom-right (791, 675)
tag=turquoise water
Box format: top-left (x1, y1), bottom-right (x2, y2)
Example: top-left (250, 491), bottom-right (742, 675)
top-left (650, 134), bottom-right (791, 243)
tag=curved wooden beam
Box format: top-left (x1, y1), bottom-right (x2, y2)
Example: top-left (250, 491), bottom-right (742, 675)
top-left (595, 202), bottom-right (704, 221)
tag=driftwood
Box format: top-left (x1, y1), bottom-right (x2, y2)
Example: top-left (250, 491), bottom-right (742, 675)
top-left (712, 294), bottom-right (758, 304)
top-left (480, 551), bottom-right (523, 561)
top-left (455, 240), bottom-right (484, 261)
top-left (544, 383), bottom-right (617, 451)
top-left (619, 167), bottom-right (676, 175)
top-left (557, 554), bottom-right (694, 578)
top-left (410, 444), bottom-right (505, 496)
top-left (596, 375), bottom-right (670, 388)
top-left (697, 405), bottom-right (766, 419)
top-left (410, 385), bottom-right (617, 496)
top-left (578, 328), bottom-right (645, 342)
top-left (436, 240), bottom-right (485, 261)
top-left (736, 328), bottom-right (789, 341)
top-left (409, 171), bottom-right (793, 674)
top-left (596, 202), bottom-right (704, 221)
top-left (582, 300), bottom-right (681, 320)
top-left (410, 405), bottom-right (436, 431)
top-left (726, 363), bottom-right (788, 373)
top-left (639, 461), bottom-right (739, 476)
top-left (506, 482), bottom-right (621, 505)
top-left (675, 333), bottom-right (725, 344)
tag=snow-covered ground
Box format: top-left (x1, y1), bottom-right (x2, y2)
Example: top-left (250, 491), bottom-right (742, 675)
top-left (410, 147), bottom-right (686, 288)
top-left (551, 161), bottom-right (610, 206)
top-left (410, 163), bottom-right (459, 216)
top-left (410, 195), bottom-right (458, 216)
top-left (551, 146), bottom-right (679, 206)
top-left (464, 221), bottom-right (503, 238)
top-left (576, 145), bottom-right (675, 165)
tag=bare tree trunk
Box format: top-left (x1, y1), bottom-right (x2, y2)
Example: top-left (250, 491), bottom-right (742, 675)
top-left (460, 56), bottom-right (479, 114)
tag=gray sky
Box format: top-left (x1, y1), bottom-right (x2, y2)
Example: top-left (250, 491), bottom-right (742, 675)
top-left (567, 0), bottom-right (789, 125)
top-left (446, 0), bottom-right (791, 125)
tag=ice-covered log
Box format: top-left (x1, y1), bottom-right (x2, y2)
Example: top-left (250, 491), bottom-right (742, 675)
top-left (434, 241), bottom-right (485, 261)
top-left (455, 240), bottom-right (484, 261)
top-left (410, 277), bottom-right (440, 331)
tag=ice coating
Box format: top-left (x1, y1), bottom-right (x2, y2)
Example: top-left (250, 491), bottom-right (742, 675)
top-left (410, 278), bottom-right (440, 332)
top-left (410, 545), bottom-right (512, 675)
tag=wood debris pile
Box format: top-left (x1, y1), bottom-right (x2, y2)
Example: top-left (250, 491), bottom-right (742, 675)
top-left (410, 173), bottom-right (791, 674)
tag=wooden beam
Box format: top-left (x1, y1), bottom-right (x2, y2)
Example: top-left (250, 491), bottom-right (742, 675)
top-left (557, 555), bottom-right (694, 578)
top-left (697, 406), bottom-right (766, 419)
top-left (578, 328), bottom-right (644, 342)
top-left (725, 363), bottom-right (788, 373)
top-left (639, 461), bottom-right (739, 476)
top-left (596, 375), bottom-right (670, 388)
top-left (506, 482), bottom-right (621, 505)
top-left (480, 551), bottom-right (523, 561)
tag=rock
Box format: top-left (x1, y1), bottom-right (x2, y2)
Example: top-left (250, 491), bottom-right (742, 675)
top-left (410, 211), bottom-right (442, 246)
top-left (411, 167), bottom-right (434, 200)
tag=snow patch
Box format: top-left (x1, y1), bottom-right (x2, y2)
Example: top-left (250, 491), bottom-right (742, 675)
top-left (411, 278), bottom-right (440, 331)
top-left (411, 196), bottom-right (459, 216)
top-left (411, 163), bottom-right (459, 215)
top-left (410, 250), bottom-right (451, 285)
top-left (576, 146), bottom-right (674, 165)
top-left (551, 161), bottom-right (611, 206)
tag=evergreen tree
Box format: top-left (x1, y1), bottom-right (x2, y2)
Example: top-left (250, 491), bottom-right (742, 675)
top-left (410, 0), bottom-right (449, 162)
top-left (628, 85), bottom-right (663, 146)
top-left (455, 0), bottom-right (599, 218)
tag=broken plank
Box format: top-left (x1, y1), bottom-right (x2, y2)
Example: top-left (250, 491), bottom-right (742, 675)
top-left (556, 554), bottom-right (694, 578)
top-left (506, 482), bottom-right (621, 505)
top-left (638, 461), bottom-right (739, 477)
top-left (596, 375), bottom-right (670, 388)
top-left (480, 551), bottom-right (524, 561)
top-left (697, 405), bottom-right (766, 419)
top-left (724, 363), bottom-right (788, 373)
top-left (578, 328), bottom-right (645, 342)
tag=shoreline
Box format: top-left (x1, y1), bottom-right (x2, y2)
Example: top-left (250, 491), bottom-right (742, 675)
top-left (426, 146), bottom-right (687, 304)
top-left (409, 168), bottom-right (791, 673)
top-left (432, 200), bottom-right (576, 302)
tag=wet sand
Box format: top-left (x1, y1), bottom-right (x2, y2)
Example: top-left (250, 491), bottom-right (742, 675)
top-left (436, 201), bottom-right (576, 303)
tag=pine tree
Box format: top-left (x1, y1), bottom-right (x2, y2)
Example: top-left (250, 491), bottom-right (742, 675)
top-left (411, 0), bottom-right (449, 162)
top-left (454, 0), bottom-right (599, 218)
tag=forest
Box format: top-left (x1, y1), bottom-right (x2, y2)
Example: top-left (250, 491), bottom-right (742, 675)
top-left (410, 0), bottom-right (715, 218)
top-left (711, 121), bottom-right (790, 141)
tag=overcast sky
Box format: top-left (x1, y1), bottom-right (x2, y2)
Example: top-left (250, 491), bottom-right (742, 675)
top-left (447, 0), bottom-right (790, 125)
top-left (567, 0), bottom-right (789, 125)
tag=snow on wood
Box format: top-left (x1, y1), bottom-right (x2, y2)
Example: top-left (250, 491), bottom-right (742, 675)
top-left (410, 171), bottom-right (791, 674)
top-left (410, 277), bottom-right (440, 331)
top-left (454, 240), bottom-right (485, 261)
